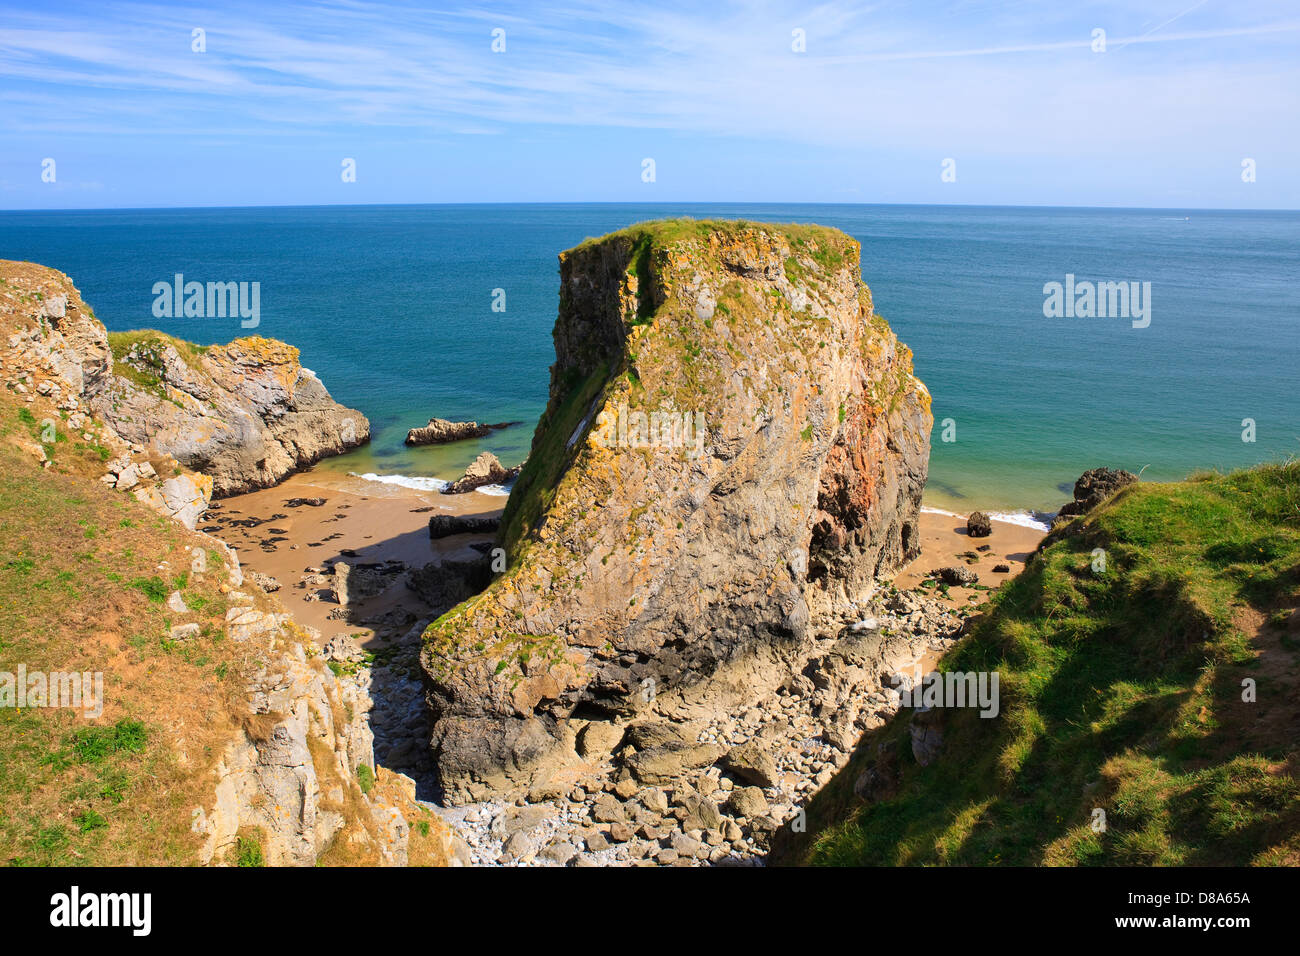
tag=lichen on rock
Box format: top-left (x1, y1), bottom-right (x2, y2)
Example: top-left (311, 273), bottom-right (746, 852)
top-left (420, 220), bottom-right (931, 803)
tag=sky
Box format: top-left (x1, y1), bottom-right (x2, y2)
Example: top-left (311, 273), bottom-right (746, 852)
top-left (0, 0), bottom-right (1297, 209)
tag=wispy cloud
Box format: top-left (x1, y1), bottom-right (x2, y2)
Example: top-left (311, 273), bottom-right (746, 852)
top-left (0, 0), bottom-right (1296, 206)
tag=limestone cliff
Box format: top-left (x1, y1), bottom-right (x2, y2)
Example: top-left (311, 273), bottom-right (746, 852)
top-left (0, 260), bottom-right (445, 866)
top-left (0, 259), bottom-right (368, 500)
top-left (421, 220), bottom-right (931, 802)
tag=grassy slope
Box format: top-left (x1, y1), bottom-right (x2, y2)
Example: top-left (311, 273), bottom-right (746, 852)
top-left (776, 463), bottom-right (1300, 866)
top-left (0, 389), bottom-right (252, 864)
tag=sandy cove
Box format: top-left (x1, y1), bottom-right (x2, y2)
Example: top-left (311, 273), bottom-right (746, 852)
top-left (200, 470), bottom-right (506, 639)
top-left (204, 471), bottom-right (1047, 644)
top-left (895, 510), bottom-right (1047, 607)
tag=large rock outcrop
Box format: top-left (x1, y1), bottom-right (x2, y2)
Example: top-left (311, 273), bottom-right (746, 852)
top-left (0, 260), bottom-right (368, 499)
top-left (421, 220), bottom-right (931, 803)
top-left (406, 417), bottom-right (494, 445)
top-left (96, 334), bottom-right (367, 496)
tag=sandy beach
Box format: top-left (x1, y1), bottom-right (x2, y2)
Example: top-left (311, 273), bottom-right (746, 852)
top-left (201, 469), bottom-right (506, 639)
top-left (893, 509), bottom-right (1047, 608)
top-left (205, 469), bottom-right (1047, 645)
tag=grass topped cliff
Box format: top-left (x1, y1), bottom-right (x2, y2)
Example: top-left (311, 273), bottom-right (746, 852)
top-left (498, 218), bottom-right (866, 557)
top-left (0, 259), bottom-right (453, 866)
top-left (422, 218), bottom-right (932, 802)
top-left (775, 462), bottom-right (1300, 866)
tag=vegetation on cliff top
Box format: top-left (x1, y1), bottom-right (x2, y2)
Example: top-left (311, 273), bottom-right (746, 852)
top-left (569, 217), bottom-right (857, 263)
top-left (777, 461), bottom-right (1300, 866)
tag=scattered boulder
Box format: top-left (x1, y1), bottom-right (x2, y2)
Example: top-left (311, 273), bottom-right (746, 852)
top-left (1054, 467), bottom-right (1138, 526)
top-left (441, 452), bottom-right (522, 494)
top-left (722, 740), bottom-right (780, 789)
top-left (727, 786), bottom-right (769, 820)
top-left (427, 513), bottom-right (500, 539)
top-left (935, 565), bottom-right (979, 587)
top-left (966, 511), bottom-right (992, 537)
top-left (249, 571), bottom-right (281, 593)
top-left (625, 742), bottom-right (724, 785)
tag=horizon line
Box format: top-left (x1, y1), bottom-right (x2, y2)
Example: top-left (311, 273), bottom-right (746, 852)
top-left (3, 200), bottom-right (1299, 214)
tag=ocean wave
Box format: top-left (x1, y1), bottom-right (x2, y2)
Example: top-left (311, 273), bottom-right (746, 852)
top-left (921, 506), bottom-right (1053, 532)
top-left (349, 472), bottom-right (448, 492)
top-left (476, 483), bottom-right (512, 497)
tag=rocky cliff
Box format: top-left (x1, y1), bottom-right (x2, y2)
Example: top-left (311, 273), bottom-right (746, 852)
top-left (1, 260), bottom-right (368, 500)
top-left (421, 220), bottom-right (931, 803)
top-left (0, 260), bottom-right (450, 866)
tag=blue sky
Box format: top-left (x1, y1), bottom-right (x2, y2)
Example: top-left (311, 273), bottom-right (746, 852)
top-left (1, 0), bottom-right (1297, 209)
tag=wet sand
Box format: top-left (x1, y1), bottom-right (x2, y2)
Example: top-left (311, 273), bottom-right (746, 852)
top-left (201, 470), bottom-right (505, 639)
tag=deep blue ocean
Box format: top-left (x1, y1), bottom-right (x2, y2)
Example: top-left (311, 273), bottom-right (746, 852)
top-left (3, 203), bottom-right (1297, 512)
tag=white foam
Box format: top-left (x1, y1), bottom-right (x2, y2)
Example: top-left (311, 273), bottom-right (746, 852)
top-left (987, 511), bottom-right (1053, 532)
top-left (921, 505), bottom-right (1052, 533)
top-left (350, 472), bottom-right (448, 492)
top-left (476, 483), bottom-right (511, 497)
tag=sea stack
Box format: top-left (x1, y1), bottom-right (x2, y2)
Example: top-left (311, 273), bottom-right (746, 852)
top-left (421, 220), bottom-right (932, 803)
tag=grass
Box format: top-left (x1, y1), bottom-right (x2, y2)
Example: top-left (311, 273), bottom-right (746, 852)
top-left (0, 380), bottom-right (264, 865)
top-left (776, 461), bottom-right (1300, 867)
top-left (106, 330), bottom-right (211, 403)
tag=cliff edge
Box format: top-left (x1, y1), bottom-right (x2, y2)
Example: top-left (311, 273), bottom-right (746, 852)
top-left (1, 259), bottom-right (368, 500)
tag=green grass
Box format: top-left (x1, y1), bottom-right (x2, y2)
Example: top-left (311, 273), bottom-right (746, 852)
top-left (780, 461), bottom-right (1300, 867)
top-left (106, 330), bottom-right (210, 403)
top-left (234, 834), bottom-right (265, 867)
top-left (0, 402), bottom-right (255, 865)
top-left (356, 764), bottom-right (375, 796)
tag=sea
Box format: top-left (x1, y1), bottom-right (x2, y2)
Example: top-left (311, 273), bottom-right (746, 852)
top-left (4, 203), bottom-right (1297, 521)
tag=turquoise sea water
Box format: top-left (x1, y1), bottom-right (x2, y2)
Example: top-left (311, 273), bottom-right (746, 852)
top-left (3, 203), bottom-right (1297, 513)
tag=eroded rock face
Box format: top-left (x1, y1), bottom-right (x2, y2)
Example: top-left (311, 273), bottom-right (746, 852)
top-left (421, 221), bottom-right (931, 803)
top-left (95, 336), bottom-right (368, 497)
top-left (0, 261), bottom-right (368, 501)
